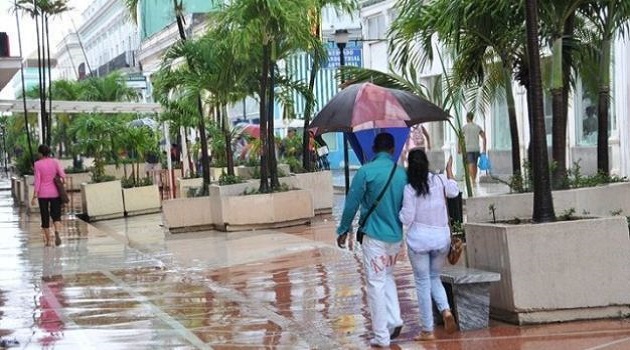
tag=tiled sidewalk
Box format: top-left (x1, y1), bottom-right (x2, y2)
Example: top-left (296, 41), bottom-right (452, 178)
top-left (1, 176), bottom-right (629, 349)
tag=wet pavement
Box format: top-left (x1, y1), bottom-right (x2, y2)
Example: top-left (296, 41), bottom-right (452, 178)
top-left (1, 175), bottom-right (629, 349)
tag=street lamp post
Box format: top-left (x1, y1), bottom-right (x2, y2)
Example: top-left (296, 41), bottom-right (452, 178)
top-left (334, 29), bottom-right (351, 195)
top-left (0, 125), bottom-right (7, 175)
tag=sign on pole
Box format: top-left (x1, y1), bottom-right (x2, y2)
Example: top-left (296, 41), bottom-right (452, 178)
top-left (324, 41), bottom-right (362, 69)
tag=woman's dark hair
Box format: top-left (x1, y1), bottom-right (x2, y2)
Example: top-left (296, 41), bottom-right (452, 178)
top-left (38, 144), bottom-right (51, 157)
top-left (407, 148), bottom-right (430, 196)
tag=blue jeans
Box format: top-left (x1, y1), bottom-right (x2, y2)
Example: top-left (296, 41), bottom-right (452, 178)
top-left (408, 246), bottom-right (450, 332)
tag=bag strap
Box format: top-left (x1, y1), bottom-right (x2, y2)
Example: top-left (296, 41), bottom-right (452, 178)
top-left (435, 174), bottom-right (453, 234)
top-left (359, 162), bottom-right (398, 228)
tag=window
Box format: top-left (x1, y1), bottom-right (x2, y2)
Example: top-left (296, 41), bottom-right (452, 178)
top-left (575, 80), bottom-right (598, 146)
top-left (367, 14), bottom-right (386, 39)
top-left (492, 95), bottom-right (511, 150)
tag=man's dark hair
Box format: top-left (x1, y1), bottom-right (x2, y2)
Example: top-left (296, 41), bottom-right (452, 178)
top-left (373, 132), bottom-right (395, 153)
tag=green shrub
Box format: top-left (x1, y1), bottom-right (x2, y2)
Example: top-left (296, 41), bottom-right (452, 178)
top-left (121, 176), bottom-right (153, 189)
top-left (241, 182), bottom-right (294, 195)
top-left (218, 173), bottom-right (244, 186)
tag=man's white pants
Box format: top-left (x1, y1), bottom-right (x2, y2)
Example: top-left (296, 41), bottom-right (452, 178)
top-left (362, 235), bottom-right (403, 345)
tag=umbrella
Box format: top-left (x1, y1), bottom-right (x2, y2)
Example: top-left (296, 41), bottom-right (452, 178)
top-left (309, 82), bottom-right (450, 136)
top-left (128, 117), bottom-right (159, 129)
top-left (235, 123), bottom-right (260, 138)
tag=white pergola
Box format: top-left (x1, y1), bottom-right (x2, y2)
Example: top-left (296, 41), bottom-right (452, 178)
top-left (0, 99), bottom-right (162, 114)
top-left (0, 99), bottom-right (184, 198)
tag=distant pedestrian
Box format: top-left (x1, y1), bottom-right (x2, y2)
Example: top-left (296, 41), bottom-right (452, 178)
top-left (31, 144), bottom-right (65, 247)
top-left (461, 112), bottom-right (486, 183)
top-left (402, 124), bottom-right (431, 166)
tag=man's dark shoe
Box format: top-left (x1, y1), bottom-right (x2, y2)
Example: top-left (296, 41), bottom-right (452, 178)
top-left (390, 325), bottom-right (403, 340)
top-left (54, 231), bottom-right (61, 246)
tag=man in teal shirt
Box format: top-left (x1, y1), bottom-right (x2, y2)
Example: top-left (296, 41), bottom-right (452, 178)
top-left (336, 132), bottom-right (407, 347)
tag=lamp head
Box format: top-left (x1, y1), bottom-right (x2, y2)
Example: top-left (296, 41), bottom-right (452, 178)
top-left (333, 29), bottom-right (349, 45)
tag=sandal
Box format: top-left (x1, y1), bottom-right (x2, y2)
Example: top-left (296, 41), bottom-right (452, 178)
top-left (413, 331), bottom-right (435, 341)
top-left (54, 231), bottom-right (62, 246)
top-left (443, 310), bottom-right (457, 334)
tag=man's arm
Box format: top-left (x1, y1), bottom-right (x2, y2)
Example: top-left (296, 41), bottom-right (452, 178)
top-left (480, 129), bottom-right (487, 153)
top-left (336, 170), bottom-right (366, 235)
top-left (422, 126), bottom-right (431, 150)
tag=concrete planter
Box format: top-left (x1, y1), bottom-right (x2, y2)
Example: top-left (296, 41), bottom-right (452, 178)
top-left (177, 177), bottom-right (203, 198)
top-left (283, 171), bottom-right (333, 214)
top-left (81, 180), bottom-right (124, 221)
top-left (466, 216), bottom-right (630, 324)
top-left (216, 189), bottom-right (314, 231)
top-left (10, 176), bottom-right (18, 199)
top-left (65, 172), bottom-right (91, 191)
top-left (234, 164), bottom-right (291, 180)
top-left (209, 167), bottom-right (227, 182)
top-left (122, 185), bottom-right (161, 216)
top-left (22, 175), bottom-right (38, 212)
top-left (466, 182), bottom-right (630, 223)
top-left (163, 183), bottom-right (313, 233)
top-left (15, 178), bottom-right (23, 205)
top-left (162, 196), bottom-right (214, 233)
top-left (103, 164), bottom-right (128, 179)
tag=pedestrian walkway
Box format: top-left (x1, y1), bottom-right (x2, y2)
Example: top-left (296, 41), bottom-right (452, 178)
top-left (1, 175), bottom-right (629, 349)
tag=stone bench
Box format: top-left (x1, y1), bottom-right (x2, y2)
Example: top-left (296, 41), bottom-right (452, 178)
top-left (435, 266), bottom-right (501, 331)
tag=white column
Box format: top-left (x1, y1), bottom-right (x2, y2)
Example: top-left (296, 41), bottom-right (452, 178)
top-left (164, 122), bottom-right (174, 198)
top-left (614, 39), bottom-right (629, 177)
top-left (180, 127), bottom-right (189, 176)
top-left (37, 112), bottom-right (43, 145)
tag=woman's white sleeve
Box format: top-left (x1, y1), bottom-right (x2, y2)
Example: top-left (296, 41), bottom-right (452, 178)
top-left (399, 185), bottom-right (416, 226)
top-left (443, 175), bottom-right (460, 198)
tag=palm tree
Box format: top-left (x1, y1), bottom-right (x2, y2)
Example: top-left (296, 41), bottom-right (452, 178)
top-left (218, 0), bottom-right (327, 192)
top-left (15, 0), bottom-right (70, 146)
top-left (300, 0), bottom-right (356, 171)
top-left (525, 0), bottom-right (556, 222)
top-left (538, 0), bottom-right (585, 188)
top-left (80, 72), bottom-right (139, 102)
top-left (389, 0), bottom-right (525, 189)
top-left (580, 1), bottom-right (630, 176)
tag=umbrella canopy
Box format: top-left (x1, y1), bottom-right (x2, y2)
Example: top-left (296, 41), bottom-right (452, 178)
top-left (128, 117), bottom-right (159, 129)
top-left (347, 127), bottom-right (409, 164)
top-left (309, 82), bottom-right (450, 136)
top-left (235, 123), bottom-right (260, 138)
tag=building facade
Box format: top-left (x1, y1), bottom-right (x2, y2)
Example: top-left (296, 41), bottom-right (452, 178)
top-left (10, 54), bottom-right (57, 99)
top-left (54, 33), bottom-right (85, 81)
top-left (359, 0), bottom-right (630, 178)
top-left (77, 0), bottom-right (139, 78)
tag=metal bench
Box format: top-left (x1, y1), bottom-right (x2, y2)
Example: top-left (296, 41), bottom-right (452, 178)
top-left (435, 266), bottom-right (501, 331)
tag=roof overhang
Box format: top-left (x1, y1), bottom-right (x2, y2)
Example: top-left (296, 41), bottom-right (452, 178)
top-left (0, 57), bottom-right (22, 93)
top-left (0, 99), bottom-right (162, 114)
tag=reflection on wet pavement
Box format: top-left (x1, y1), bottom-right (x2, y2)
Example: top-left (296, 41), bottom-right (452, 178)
top-left (1, 176), bottom-right (629, 349)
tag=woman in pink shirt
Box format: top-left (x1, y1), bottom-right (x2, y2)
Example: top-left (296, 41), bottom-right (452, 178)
top-left (30, 145), bottom-right (65, 247)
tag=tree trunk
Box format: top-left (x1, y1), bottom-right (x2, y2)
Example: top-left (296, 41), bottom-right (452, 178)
top-left (35, 11), bottom-right (46, 144)
top-left (174, 8), bottom-right (210, 190)
top-left (550, 34), bottom-right (567, 190)
top-left (525, 0), bottom-right (555, 222)
top-left (268, 61), bottom-right (279, 189)
top-left (258, 43), bottom-right (270, 193)
top-left (503, 67), bottom-right (522, 181)
top-left (551, 88), bottom-right (566, 189)
top-left (302, 55), bottom-right (319, 171)
top-left (221, 105), bottom-right (235, 176)
top-left (597, 38), bottom-right (611, 175)
top-left (45, 15), bottom-right (53, 146)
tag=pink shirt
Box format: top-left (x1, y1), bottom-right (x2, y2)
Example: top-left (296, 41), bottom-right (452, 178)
top-left (34, 157), bottom-right (66, 199)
